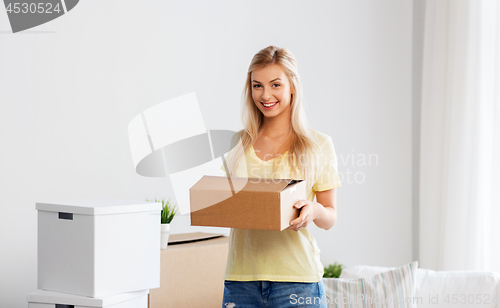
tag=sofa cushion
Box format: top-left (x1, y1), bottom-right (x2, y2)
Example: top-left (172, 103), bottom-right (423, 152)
top-left (339, 264), bottom-right (500, 308)
top-left (323, 261), bottom-right (418, 307)
top-left (340, 264), bottom-right (397, 279)
top-left (415, 268), bottom-right (500, 308)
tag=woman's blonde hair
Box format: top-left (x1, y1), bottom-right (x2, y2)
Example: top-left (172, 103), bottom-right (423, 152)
top-left (225, 45), bottom-right (320, 190)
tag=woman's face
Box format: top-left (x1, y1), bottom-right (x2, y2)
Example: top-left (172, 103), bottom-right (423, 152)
top-left (251, 64), bottom-right (294, 119)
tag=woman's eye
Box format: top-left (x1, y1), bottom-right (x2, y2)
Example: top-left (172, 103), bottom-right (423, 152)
top-left (253, 84), bottom-right (261, 88)
top-left (273, 83), bottom-right (281, 87)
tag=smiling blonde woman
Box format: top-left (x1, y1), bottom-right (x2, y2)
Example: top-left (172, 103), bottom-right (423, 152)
top-left (222, 45), bottom-right (341, 308)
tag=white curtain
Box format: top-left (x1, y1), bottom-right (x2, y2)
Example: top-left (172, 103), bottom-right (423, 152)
top-left (420, 0), bottom-right (500, 272)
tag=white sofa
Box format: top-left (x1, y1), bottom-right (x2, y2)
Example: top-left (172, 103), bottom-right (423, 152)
top-left (322, 262), bottom-right (500, 308)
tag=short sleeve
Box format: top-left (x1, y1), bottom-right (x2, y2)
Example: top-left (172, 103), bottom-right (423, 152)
top-left (313, 136), bottom-right (341, 192)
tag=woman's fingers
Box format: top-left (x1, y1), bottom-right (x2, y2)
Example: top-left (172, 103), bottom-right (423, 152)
top-left (290, 213), bottom-right (308, 231)
top-left (294, 200), bottom-right (308, 209)
top-left (290, 213), bottom-right (307, 226)
top-left (289, 200), bottom-right (312, 231)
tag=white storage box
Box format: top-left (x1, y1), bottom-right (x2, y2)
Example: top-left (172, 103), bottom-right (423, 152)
top-left (37, 198), bottom-right (161, 298)
top-left (27, 289), bottom-right (149, 308)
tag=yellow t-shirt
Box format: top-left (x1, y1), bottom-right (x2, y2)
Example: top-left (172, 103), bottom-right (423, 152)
top-left (221, 130), bottom-right (341, 282)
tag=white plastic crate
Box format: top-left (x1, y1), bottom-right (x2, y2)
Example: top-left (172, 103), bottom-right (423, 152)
top-left (37, 198), bottom-right (161, 297)
top-left (27, 289), bottom-right (148, 308)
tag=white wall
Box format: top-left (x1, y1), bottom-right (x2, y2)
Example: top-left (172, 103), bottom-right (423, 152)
top-left (0, 0), bottom-right (412, 306)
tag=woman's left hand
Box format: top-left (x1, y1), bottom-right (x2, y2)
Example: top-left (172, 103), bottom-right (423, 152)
top-left (286, 200), bottom-right (321, 232)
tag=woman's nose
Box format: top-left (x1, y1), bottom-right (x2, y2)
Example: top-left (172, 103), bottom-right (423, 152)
top-left (262, 88), bottom-right (271, 101)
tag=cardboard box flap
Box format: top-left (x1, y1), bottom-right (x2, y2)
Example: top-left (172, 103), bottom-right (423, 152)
top-left (190, 175), bottom-right (247, 191)
top-left (247, 178), bottom-right (304, 192)
top-left (190, 175), bottom-right (303, 193)
top-left (282, 179), bottom-right (304, 190)
top-left (168, 232), bottom-right (224, 245)
top-left (36, 198), bottom-right (161, 215)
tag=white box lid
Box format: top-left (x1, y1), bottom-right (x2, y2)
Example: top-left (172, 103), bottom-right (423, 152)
top-left (36, 198), bottom-right (162, 215)
top-left (27, 289), bottom-right (149, 307)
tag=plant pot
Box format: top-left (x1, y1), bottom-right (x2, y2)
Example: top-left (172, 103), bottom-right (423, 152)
top-left (160, 224), bottom-right (170, 250)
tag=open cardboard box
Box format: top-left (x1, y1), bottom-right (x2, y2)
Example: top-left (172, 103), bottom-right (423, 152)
top-left (190, 175), bottom-right (306, 231)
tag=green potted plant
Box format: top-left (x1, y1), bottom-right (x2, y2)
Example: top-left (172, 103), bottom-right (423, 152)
top-left (146, 198), bottom-right (178, 249)
top-left (323, 262), bottom-right (344, 278)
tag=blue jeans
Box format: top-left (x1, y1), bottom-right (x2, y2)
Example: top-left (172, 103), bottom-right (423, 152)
top-left (222, 279), bottom-right (327, 308)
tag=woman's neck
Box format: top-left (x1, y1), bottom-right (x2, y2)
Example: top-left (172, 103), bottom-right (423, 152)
top-left (260, 114), bottom-right (292, 139)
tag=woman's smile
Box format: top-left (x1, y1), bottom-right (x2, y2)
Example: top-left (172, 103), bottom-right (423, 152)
top-left (261, 101), bottom-right (278, 109)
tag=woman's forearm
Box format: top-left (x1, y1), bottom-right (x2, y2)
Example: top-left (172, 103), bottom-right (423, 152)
top-left (313, 203), bottom-right (337, 230)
